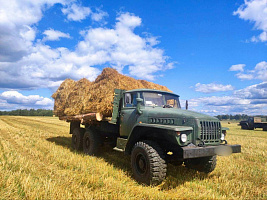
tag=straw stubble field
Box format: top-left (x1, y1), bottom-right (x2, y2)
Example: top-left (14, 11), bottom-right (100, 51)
top-left (0, 116), bottom-right (266, 199)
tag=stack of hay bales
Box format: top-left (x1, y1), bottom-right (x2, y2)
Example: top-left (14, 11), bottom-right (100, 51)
top-left (52, 67), bottom-right (171, 117)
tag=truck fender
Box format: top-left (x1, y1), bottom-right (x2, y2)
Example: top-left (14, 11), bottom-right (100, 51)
top-left (124, 123), bottom-right (193, 154)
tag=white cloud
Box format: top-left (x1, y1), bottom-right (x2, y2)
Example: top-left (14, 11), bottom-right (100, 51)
top-left (235, 72), bottom-right (254, 80)
top-left (75, 12), bottom-right (173, 80)
top-left (251, 31), bottom-right (267, 42)
top-left (43, 29), bottom-right (71, 41)
top-left (0, 0), bottom-right (65, 62)
top-left (0, 3), bottom-right (173, 90)
top-left (229, 64), bottom-right (245, 72)
top-left (36, 98), bottom-right (53, 106)
top-left (189, 82), bottom-right (267, 115)
top-left (0, 91), bottom-right (53, 110)
top-left (195, 83), bottom-right (234, 93)
top-left (234, 82), bottom-right (267, 99)
top-left (189, 96), bottom-right (267, 115)
top-left (231, 61), bottom-right (267, 81)
top-left (192, 96), bottom-right (250, 106)
top-left (255, 61), bottom-right (267, 80)
top-left (234, 0), bottom-right (267, 43)
top-left (62, 3), bottom-right (91, 21)
top-left (116, 12), bottom-right (142, 29)
top-left (91, 8), bottom-right (108, 22)
top-left (259, 31), bottom-right (267, 41)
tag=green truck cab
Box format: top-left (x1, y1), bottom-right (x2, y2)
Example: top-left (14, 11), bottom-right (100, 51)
top-left (68, 89), bottom-right (241, 185)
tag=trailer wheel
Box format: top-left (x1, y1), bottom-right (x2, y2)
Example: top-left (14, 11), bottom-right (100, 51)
top-left (72, 128), bottom-right (84, 151)
top-left (83, 129), bottom-right (101, 156)
top-left (131, 140), bottom-right (167, 185)
top-left (263, 126), bottom-right (267, 131)
top-left (184, 156), bottom-right (217, 173)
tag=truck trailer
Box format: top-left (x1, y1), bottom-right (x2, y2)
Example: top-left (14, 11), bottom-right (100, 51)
top-left (59, 88), bottom-right (241, 185)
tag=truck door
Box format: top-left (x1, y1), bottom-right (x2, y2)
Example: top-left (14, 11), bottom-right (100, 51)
top-left (120, 92), bottom-right (140, 137)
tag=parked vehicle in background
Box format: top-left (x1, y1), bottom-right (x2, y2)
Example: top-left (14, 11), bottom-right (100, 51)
top-left (239, 117), bottom-right (267, 131)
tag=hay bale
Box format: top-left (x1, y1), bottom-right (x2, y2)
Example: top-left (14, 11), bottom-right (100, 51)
top-left (52, 67), bottom-right (172, 117)
top-left (52, 79), bottom-right (76, 116)
top-left (64, 78), bottom-right (92, 116)
top-left (140, 80), bottom-right (171, 92)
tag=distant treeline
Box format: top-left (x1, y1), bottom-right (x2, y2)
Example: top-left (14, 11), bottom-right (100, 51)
top-left (0, 109), bottom-right (53, 116)
top-left (215, 114), bottom-right (249, 120)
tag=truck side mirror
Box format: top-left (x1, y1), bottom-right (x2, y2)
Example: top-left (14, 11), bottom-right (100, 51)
top-left (136, 98), bottom-right (143, 115)
top-left (186, 100), bottom-right (188, 110)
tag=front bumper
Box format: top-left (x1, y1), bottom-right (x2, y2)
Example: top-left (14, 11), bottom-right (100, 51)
top-left (182, 144), bottom-right (241, 159)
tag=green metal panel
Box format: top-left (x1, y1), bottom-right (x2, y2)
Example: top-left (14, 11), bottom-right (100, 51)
top-left (109, 89), bottom-right (124, 124)
top-left (135, 123), bottom-right (193, 132)
top-left (222, 127), bottom-right (229, 131)
top-left (116, 137), bottom-right (128, 150)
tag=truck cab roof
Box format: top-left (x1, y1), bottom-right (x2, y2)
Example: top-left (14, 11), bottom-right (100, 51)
top-left (125, 88), bottom-right (179, 97)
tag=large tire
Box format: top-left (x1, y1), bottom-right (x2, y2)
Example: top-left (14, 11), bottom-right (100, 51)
top-left (263, 126), bottom-right (267, 131)
top-left (241, 125), bottom-right (248, 130)
top-left (184, 156), bottom-right (217, 173)
top-left (131, 140), bottom-right (167, 185)
top-left (72, 128), bottom-right (84, 151)
top-left (83, 129), bottom-right (101, 156)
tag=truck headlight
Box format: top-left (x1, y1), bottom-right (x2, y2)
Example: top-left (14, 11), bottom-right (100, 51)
top-left (180, 133), bottom-right (187, 143)
top-left (221, 133), bottom-right (225, 141)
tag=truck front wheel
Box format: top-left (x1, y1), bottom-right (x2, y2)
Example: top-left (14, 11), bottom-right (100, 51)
top-left (131, 140), bottom-right (167, 185)
top-left (184, 156), bottom-right (217, 173)
top-left (83, 130), bottom-right (101, 156)
top-left (241, 124), bottom-right (248, 130)
top-left (72, 128), bottom-right (84, 151)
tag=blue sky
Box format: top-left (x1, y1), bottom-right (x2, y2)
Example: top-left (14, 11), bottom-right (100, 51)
top-left (0, 0), bottom-right (266, 115)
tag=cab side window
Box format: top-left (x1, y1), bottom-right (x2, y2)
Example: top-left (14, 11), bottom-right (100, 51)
top-left (124, 92), bottom-right (137, 107)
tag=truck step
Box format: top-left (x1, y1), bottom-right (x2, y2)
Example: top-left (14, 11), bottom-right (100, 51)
top-left (113, 147), bottom-right (124, 152)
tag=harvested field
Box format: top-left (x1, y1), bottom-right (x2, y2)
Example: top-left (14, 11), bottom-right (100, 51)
top-left (0, 116), bottom-right (266, 199)
top-left (52, 68), bottom-right (171, 117)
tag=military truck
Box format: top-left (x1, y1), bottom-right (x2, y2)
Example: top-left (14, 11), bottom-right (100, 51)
top-left (60, 89), bottom-right (241, 185)
top-left (239, 116), bottom-right (267, 131)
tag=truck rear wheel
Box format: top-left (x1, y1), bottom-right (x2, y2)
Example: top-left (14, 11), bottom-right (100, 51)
top-left (184, 156), bottom-right (217, 173)
top-left (72, 128), bottom-right (84, 151)
top-left (83, 129), bottom-right (101, 156)
top-left (131, 140), bottom-right (167, 185)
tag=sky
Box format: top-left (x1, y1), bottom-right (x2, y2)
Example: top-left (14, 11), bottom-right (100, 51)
top-left (0, 0), bottom-right (266, 116)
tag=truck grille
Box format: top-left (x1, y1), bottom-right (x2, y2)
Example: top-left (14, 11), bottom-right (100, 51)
top-left (200, 121), bottom-right (221, 143)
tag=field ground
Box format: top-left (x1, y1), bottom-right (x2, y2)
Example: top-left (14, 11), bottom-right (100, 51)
top-left (0, 116), bottom-right (266, 199)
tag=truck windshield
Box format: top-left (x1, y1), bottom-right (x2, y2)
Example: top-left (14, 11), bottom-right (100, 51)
top-left (142, 92), bottom-right (181, 108)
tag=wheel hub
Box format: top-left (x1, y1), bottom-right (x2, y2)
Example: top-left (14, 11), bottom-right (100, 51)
top-left (86, 138), bottom-right (90, 148)
top-left (136, 153), bottom-right (147, 174)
